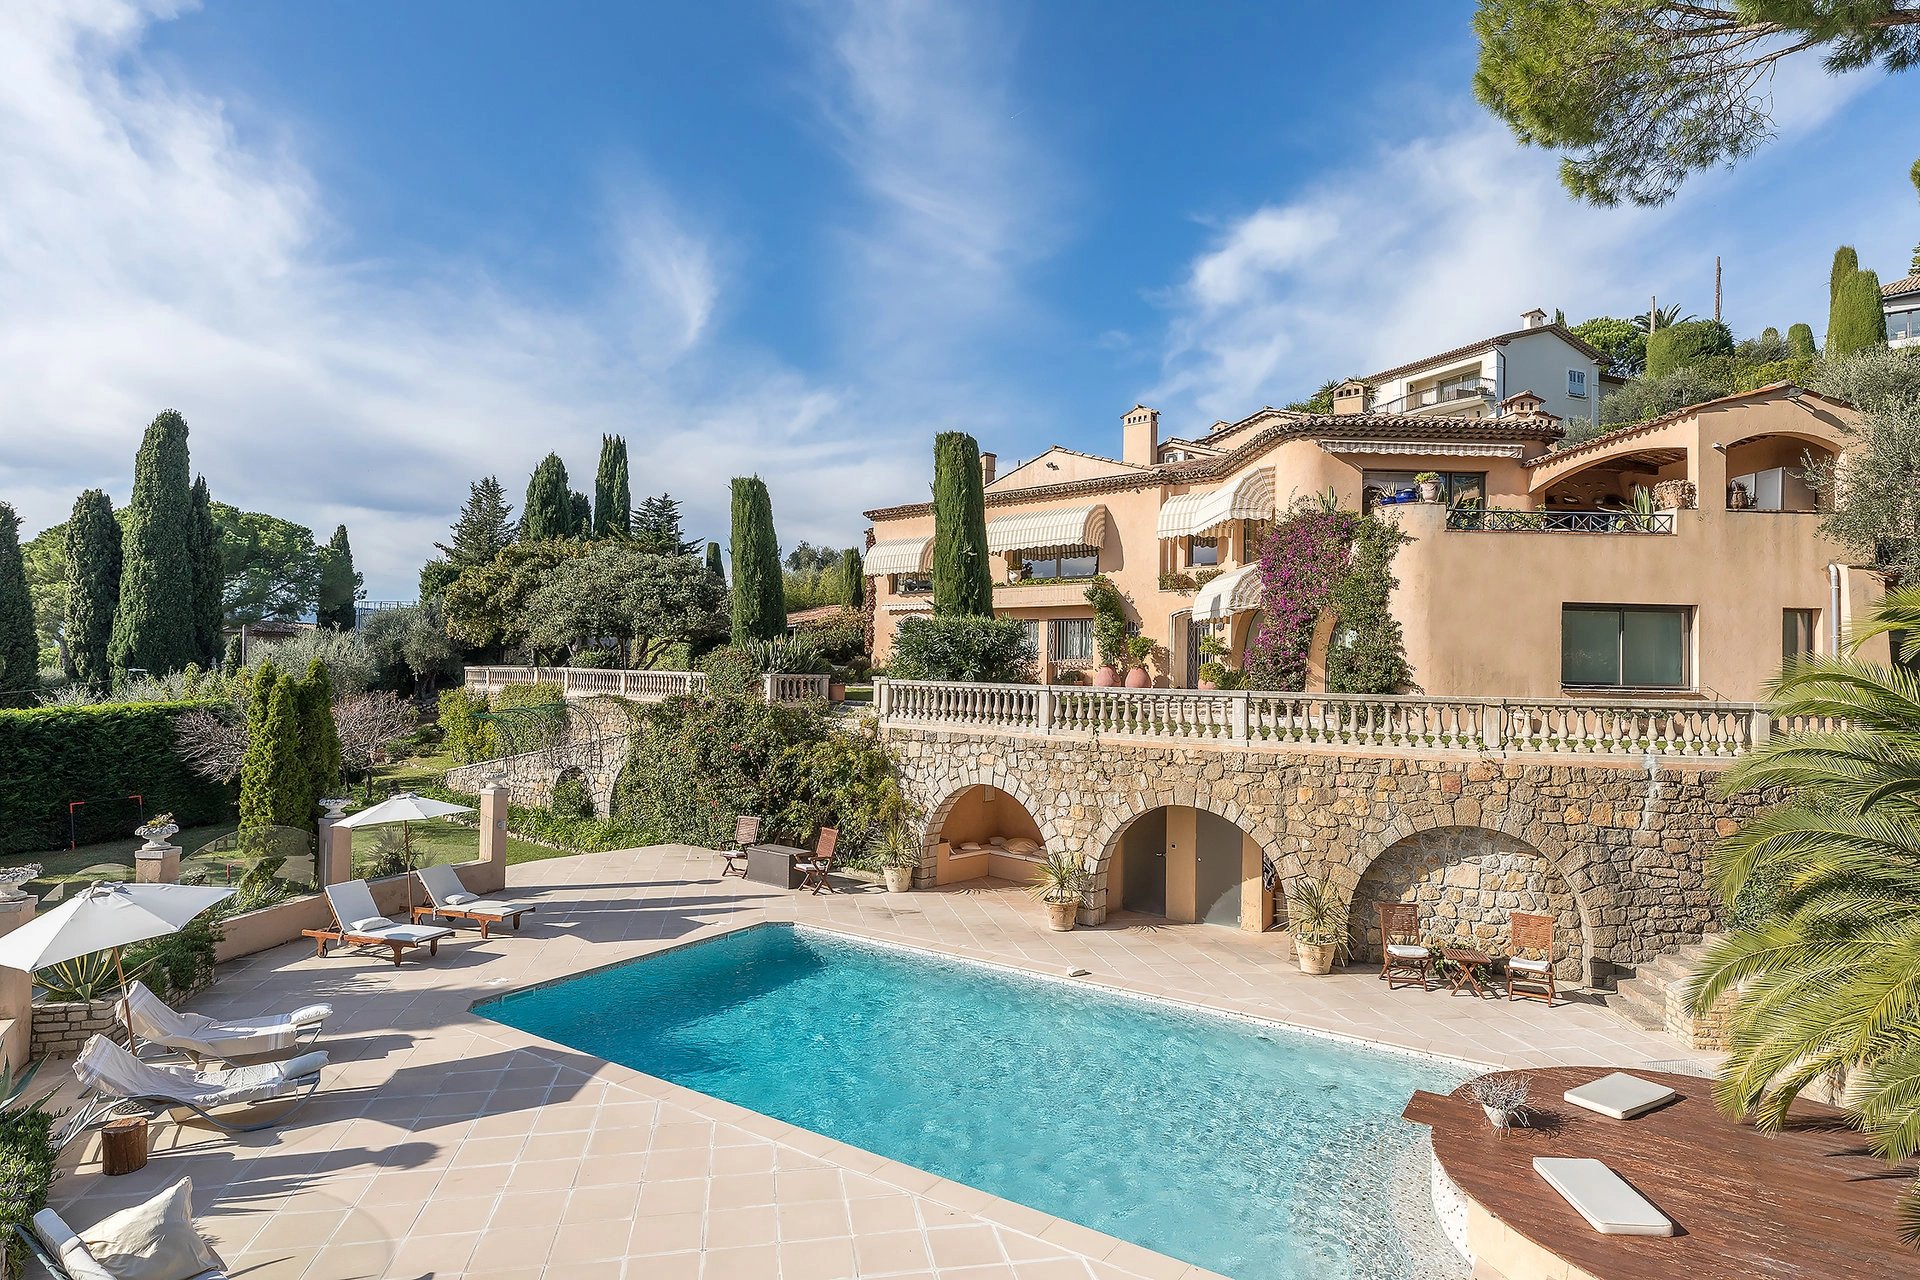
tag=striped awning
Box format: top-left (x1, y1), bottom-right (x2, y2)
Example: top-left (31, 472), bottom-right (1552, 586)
top-left (865, 536), bottom-right (933, 576)
top-left (1155, 468), bottom-right (1275, 539)
top-left (985, 504), bottom-right (1107, 554)
top-left (1192, 562), bottom-right (1263, 622)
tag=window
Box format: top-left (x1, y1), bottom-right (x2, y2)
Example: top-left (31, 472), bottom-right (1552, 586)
top-left (1020, 619), bottom-right (1040, 656)
top-left (1562, 605), bottom-right (1690, 688)
top-left (1891, 309), bottom-right (1916, 341)
top-left (1567, 368), bottom-right (1588, 398)
top-left (1189, 536), bottom-right (1219, 567)
top-left (1019, 546), bottom-right (1099, 579)
top-left (1049, 618), bottom-right (1095, 662)
top-left (1783, 609), bottom-right (1818, 664)
top-left (1362, 471), bottom-right (1487, 510)
top-left (895, 573), bottom-right (931, 595)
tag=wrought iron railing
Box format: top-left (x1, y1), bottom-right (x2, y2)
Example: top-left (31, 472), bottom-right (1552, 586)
top-left (1368, 379), bottom-right (1493, 416)
top-left (1446, 508), bottom-right (1676, 534)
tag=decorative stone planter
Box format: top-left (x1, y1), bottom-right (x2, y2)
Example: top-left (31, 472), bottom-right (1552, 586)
top-left (883, 866), bottom-right (914, 893)
top-left (1044, 900), bottom-right (1078, 932)
top-left (1652, 478), bottom-right (1697, 510)
top-left (1295, 940), bottom-right (1336, 975)
top-left (1419, 481), bottom-right (1443, 503)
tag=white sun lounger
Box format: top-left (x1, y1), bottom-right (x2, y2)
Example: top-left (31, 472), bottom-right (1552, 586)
top-left (126, 981), bottom-right (330, 1064)
top-left (1563, 1072), bottom-right (1680, 1121)
top-left (413, 862), bottom-right (537, 939)
top-left (64, 1034), bottom-right (329, 1141)
top-left (1534, 1157), bottom-right (1676, 1236)
top-left (304, 880), bottom-right (454, 965)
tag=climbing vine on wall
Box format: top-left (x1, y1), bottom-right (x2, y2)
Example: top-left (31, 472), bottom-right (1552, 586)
top-left (1242, 496), bottom-right (1412, 693)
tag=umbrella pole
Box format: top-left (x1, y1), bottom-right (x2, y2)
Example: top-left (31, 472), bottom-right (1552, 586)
top-left (115, 946), bottom-right (138, 1056)
top-left (404, 821), bottom-right (415, 915)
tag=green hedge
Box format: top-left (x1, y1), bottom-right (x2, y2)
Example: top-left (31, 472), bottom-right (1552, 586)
top-left (0, 701), bottom-right (233, 854)
top-left (0, 1105), bottom-right (56, 1275)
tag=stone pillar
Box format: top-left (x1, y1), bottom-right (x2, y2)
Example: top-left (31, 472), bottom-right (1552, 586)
top-left (134, 841), bottom-right (181, 884)
top-left (323, 821), bottom-right (354, 888)
top-left (0, 896), bottom-right (37, 1072)
top-left (475, 785), bottom-right (510, 895)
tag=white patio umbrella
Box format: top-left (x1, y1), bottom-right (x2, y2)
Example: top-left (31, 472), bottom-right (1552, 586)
top-left (335, 793), bottom-right (476, 912)
top-left (0, 881), bottom-right (234, 1051)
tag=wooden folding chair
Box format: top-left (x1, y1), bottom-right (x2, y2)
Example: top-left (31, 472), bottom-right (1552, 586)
top-left (1376, 902), bottom-right (1431, 990)
top-left (722, 816), bottom-right (760, 878)
top-left (1506, 911), bottom-right (1557, 1005)
top-left (795, 827), bottom-right (839, 895)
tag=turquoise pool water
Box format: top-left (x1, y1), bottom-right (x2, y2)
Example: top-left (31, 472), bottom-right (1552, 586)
top-left (479, 924), bottom-right (1466, 1279)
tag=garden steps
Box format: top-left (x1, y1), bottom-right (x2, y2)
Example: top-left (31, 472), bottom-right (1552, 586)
top-left (1602, 935), bottom-right (1730, 1048)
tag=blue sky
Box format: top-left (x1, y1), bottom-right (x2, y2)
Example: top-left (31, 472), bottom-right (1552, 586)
top-left (1, 1), bottom-right (1915, 598)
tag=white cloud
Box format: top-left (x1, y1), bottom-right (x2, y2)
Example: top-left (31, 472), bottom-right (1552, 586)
top-left (0, 0), bottom-right (927, 597)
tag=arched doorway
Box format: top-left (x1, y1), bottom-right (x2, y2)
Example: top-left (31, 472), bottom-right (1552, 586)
top-left (1107, 804), bottom-right (1272, 931)
top-left (924, 784), bottom-right (1047, 886)
top-left (1348, 826), bottom-right (1586, 982)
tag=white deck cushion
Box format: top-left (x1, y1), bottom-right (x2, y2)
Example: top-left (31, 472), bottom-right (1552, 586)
top-left (1564, 1072), bottom-right (1679, 1121)
top-left (33, 1210), bottom-right (115, 1280)
top-left (1533, 1157), bottom-right (1675, 1236)
top-left (78, 1177), bottom-right (225, 1280)
top-left (1386, 944), bottom-right (1428, 960)
top-left (1509, 956), bottom-right (1552, 973)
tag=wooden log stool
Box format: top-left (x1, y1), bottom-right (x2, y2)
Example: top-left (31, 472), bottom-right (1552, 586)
top-left (101, 1116), bottom-right (148, 1176)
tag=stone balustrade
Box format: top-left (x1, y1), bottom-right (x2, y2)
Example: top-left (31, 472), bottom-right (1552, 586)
top-left (465, 666), bottom-right (832, 706)
top-left (874, 679), bottom-right (1780, 759)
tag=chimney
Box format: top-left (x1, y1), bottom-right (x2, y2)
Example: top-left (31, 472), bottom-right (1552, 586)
top-left (1123, 405), bottom-right (1160, 466)
top-left (1500, 389), bottom-right (1547, 417)
top-left (980, 451), bottom-right (997, 487)
top-left (1331, 379), bottom-right (1371, 416)
top-left (1520, 307), bottom-right (1549, 330)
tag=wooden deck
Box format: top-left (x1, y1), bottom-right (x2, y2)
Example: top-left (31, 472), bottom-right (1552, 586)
top-left (1405, 1067), bottom-right (1917, 1280)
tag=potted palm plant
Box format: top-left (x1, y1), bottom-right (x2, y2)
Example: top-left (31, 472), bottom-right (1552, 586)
top-left (1286, 872), bottom-right (1349, 975)
top-left (1029, 848), bottom-right (1089, 932)
top-left (1123, 635), bottom-right (1155, 688)
top-left (877, 821), bottom-right (919, 893)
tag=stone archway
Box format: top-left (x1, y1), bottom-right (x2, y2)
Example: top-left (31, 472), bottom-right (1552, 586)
top-left (1346, 825), bottom-right (1593, 983)
top-left (917, 770), bottom-right (1063, 890)
top-left (1088, 789), bottom-right (1300, 929)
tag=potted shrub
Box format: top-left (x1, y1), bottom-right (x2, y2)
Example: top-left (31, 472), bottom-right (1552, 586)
top-left (1285, 873), bottom-right (1349, 975)
top-left (1415, 472), bottom-right (1443, 503)
top-left (1195, 634), bottom-right (1228, 689)
top-left (1085, 577), bottom-right (1130, 686)
top-left (877, 822), bottom-right (919, 893)
top-left (1028, 848), bottom-right (1090, 932)
top-left (1123, 635), bottom-right (1155, 688)
top-left (1467, 1073), bottom-right (1532, 1130)
top-left (1197, 660), bottom-right (1227, 690)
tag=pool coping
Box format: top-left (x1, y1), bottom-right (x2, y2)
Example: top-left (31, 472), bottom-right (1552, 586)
top-left (467, 914), bottom-right (1489, 1280)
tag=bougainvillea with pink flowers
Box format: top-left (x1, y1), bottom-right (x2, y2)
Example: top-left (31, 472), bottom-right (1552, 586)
top-left (1242, 497), bottom-right (1410, 692)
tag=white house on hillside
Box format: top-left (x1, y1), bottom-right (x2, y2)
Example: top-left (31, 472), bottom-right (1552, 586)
top-left (1349, 308), bottom-right (1616, 430)
top-left (1884, 273), bottom-right (1920, 349)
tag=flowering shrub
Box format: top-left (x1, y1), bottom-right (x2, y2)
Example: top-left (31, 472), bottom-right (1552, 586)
top-left (1242, 500), bottom-right (1411, 693)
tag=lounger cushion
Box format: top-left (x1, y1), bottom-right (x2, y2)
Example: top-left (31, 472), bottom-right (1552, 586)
top-left (1533, 1157), bottom-right (1675, 1236)
top-left (1386, 944), bottom-right (1429, 960)
top-left (288, 1004), bottom-right (331, 1028)
top-left (79, 1177), bottom-right (225, 1280)
top-left (443, 891), bottom-right (476, 905)
top-left (279, 1051), bottom-right (329, 1081)
top-left (33, 1210), bottom-right (115, 1280)
top-left (350, 916), bottom-right (396, 932)
top-left (1564, 1072), bottom-right (1679, 1121)
top-left (1509, 957), bottom-right (1552, 973)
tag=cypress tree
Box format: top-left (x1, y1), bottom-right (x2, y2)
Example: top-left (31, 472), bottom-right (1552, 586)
top-left (317, 524), bottom-right (361, 630)
top-left (222, 632), bottom-right (244, 675)
top-left (189, 476), bottom-right (223, 666)
top-left (520, 454), bottom-right (574, 540)
top-left (1830, 266), bottom-right (1889, 357)
top-left (238, 671), bottom-right (303, 832)
top-left (298, 659), bottom-right (342, 826)
top-left (593, 435), bottom-right (631, 537)
top-left (1787, 323), bottom-right (1817, 359)
top-left (706, 540), bottom-right (725, 582)
top-left (110, 410), bottom-right (197, 676)
top-left (436, 476), bottom-right (515, 569)
top-left (1827, 246), bottom-right (1861, 354)
top-left (63, 490), bottom-right (122, 688)
top-left (570, 491), bottom-right (592, 537)
top-left (0, 504), bottom-right (35, 693)
top-left (728, 476), bottom-right (786, 644)
top-left (840, 547), bottom-right (864, 607)
top-left (931, 431), bottom-right (993, 617)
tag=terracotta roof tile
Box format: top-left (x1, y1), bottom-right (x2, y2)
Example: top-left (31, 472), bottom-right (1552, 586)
top-left (1883, 274), bottom-right (1920, 298)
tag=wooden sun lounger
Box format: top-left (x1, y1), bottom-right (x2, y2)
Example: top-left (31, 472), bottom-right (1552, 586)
top-left (410, 863), bottom-right (537, 940)
top-left (304, 881), bottom-right (455, 965)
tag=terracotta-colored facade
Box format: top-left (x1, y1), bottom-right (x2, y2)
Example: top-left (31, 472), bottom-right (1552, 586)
top-left (865, 384), bottom-right (1875, 701)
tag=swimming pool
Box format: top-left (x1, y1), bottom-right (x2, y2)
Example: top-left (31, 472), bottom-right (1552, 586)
top-left (480, 924), bottom-right (1468, 1279)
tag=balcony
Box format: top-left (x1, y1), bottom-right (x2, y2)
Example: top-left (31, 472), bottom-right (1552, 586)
top-left (1446, 507), bottom-right (1676, 535)
top-left (1369, 379), bottom-right (1495, 417)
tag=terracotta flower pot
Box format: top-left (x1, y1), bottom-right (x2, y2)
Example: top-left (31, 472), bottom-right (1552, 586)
top-left (1197, 679), bottom-right (1217, 691)
top-left (883, 866), bottom-right (914, 893)
top-left (1295, 940), bottom-right (1336, 975)
top-left (829, 681), bottom-right (847, 703)
top-left (1124, 665), bottom-right (1151, 688)
top-left (1045, 900), bottom-right (1079, 932)
top-left (1093, 665), bottom-right (1119, 687)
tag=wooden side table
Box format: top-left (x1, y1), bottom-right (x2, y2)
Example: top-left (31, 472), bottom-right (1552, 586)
top-left (1442, 947), bottom-right (1493, 999)
top-left (101, 1116), bottom-right (148, 1176)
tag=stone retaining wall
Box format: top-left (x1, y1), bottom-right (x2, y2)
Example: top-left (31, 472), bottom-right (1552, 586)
top-left (31, 996), bottom-right (124, 1059)
top-left (884, 726), bottom-right (1770, 982)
